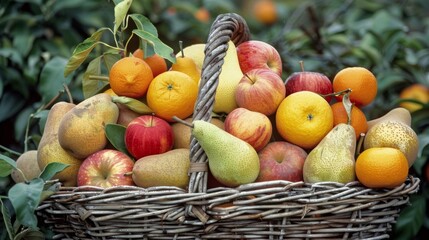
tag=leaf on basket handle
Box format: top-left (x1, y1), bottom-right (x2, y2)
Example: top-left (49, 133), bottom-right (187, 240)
top-left (0, 154), bottom-right (17, 177)
top-left (105, 123), bottom-right (131, 157)
top-left (38, 162), bottom-right (70, 182)
top-left (112, 96), bottom-right (153, 114)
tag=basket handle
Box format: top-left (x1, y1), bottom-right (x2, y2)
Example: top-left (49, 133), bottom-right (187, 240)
top-left (188, 13), bottom-right (250, 195)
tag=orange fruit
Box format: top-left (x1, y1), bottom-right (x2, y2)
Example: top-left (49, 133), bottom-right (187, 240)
top-left (146, 71), bottom-right (198, 122)
top-left (133, 49), bottom-right (168, 77)
top-left (355, 147), bottom-right (409, 188)
top-left (331, 102), bottom-right (368, 139)
top-left (399, 83), bottom-right (429, 112)
top-left (109, 56), bottom-right (153, 98)
top-left (332, 67), bottom-right (377, 107)
top-left (194, 7), bottom-right (210, 23)
top-left (253, 0), bottom-right (277, 25)
top-left (276, 91), bottom-right (333, 149)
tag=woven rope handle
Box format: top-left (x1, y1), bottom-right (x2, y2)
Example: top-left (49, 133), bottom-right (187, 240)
top-left (188, 13), bottom-right (250, 194)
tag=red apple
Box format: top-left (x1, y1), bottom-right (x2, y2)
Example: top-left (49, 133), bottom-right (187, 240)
top-left (235, 68), bottom-right (286, 116)
top-left (256, 141), bottom-right (307, 182)
top-left (236, 40), bottom-right (282, 76)
top-left (77, 149), bottom-right (134, 187)
top-left (224, 108), bottom-right (272, 151)
top-left (285, 63), bottom-right (333, 102)
top-left (125, 115), bottom-right (174, 159)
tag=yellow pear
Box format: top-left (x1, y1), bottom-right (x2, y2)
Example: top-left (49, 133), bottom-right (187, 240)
top-left (364, 120), bottom-right (418, 167)
top-left (171, 55), bottom-right (201, 84)
top-left (177, 43), bottom-right (205, 71)
top-left (367, 107), bottom-right (411, 130)
top-left (132, 149), bottom-right (190, 188)
top-left (58, 93), bottom-right (119, 159)
top-left (11, 150), bottom-right (41, 183)
top-left (213, 41), bottom-right (244, 113)
top-left (37, 102), bottom-right (82, 187)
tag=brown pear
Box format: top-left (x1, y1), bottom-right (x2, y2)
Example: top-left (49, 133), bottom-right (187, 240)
top-left (11, 150), bottom-right (41, 183)
top-left (58, 93), bottom-right (119, 159)
top-left (132, 149), bottom-right (190, 188)
top-left (37, 101), bottom-right (82, 187)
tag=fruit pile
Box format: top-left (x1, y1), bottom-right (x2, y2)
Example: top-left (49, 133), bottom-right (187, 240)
top-left (12, 35), bottom-right (418, 191)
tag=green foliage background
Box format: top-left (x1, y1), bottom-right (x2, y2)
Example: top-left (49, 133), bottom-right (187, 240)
top-left (1, 0), bottom-right (428, 239)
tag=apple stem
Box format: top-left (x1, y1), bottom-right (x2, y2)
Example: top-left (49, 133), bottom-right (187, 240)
top-left (124, 171), bottom-right (133, 176)
top-left (299, 61), bottom-right (305, 72)
top-left (179, 40), bottom-right (184, 58)
top-left (172, 116), bottom-right (194, 128)
top-left (244, 73), bottom-right (255, 84)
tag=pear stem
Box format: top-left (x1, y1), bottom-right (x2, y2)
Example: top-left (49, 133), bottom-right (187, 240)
top-left (321, 88), bottom-right (352, 98)
top-left (299, 61), bottom-right (305, 72)
top-left (355, 133), bottom-right (366, 158)
top-left (179, 40), bottom-right (184, 58)
top-left (172, 116), bottom-right (194, 128)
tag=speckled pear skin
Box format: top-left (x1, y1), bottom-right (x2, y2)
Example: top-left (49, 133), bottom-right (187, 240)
top-left (364, 120), bottom-right (418, 167)
top-left (303, 123), bottom-right (356, 184)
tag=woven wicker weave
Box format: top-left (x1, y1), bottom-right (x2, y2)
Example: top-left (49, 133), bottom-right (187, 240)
top-left (37, 13), bottom-right (420, 240)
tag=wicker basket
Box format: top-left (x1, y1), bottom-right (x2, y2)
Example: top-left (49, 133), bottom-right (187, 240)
top-left (37, 13), bottom-right (420, 239)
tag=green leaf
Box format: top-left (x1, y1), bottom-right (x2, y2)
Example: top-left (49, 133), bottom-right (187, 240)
top-left (129, 14), bottom-right (158, 37)
top-left (133, 29), bottom-right (176, 63)
top-left (0, 92), bottom-right (26, 123)
top-left (8, 178), bottom-right (44, 228)
top-left (82, 56), bottom-right (103, 99)
top-left (39, 181), bottom-right (62, 202)
top-left (129, 14), bottom-right (158, 57)
top-left (0, 154), bottom-right (17, 177)
top-left (0, 198), bottom-right (15, 240)
top-left (63, 27), bottom-right (109, 77)
top-left (392, 195), bottom-right (426, 240)
top-left (111, 96), bottom-right (153, 114)
top-left (14, 228), bottom-right (45, 240)
top-left (113, 0), bottom-right (133, 36)
top-left (38, 57), bottom-right (71, 104)
top-left (105, 123), bottom-right (130, 156)
top-left (33, 110), bottom-right (49, 135)
top-left (38, 162), bottom-right (70, 181)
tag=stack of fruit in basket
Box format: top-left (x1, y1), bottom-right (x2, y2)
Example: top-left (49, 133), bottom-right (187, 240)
top-left (12, 39), bottom-right (419, 191)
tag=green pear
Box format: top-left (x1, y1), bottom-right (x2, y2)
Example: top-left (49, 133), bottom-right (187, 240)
top-left (37, 101), bottom-right (82, 187)
top-left (303, 123), bottom-right (356, 183)
top-left (192, 120), bottom-right (260, 187)
top-left (58, 93), bottom-right (119, 159)
top-left (132, 149), bottom-right (190, 189)
top-left (11, 150), bottom-right (41, 183)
